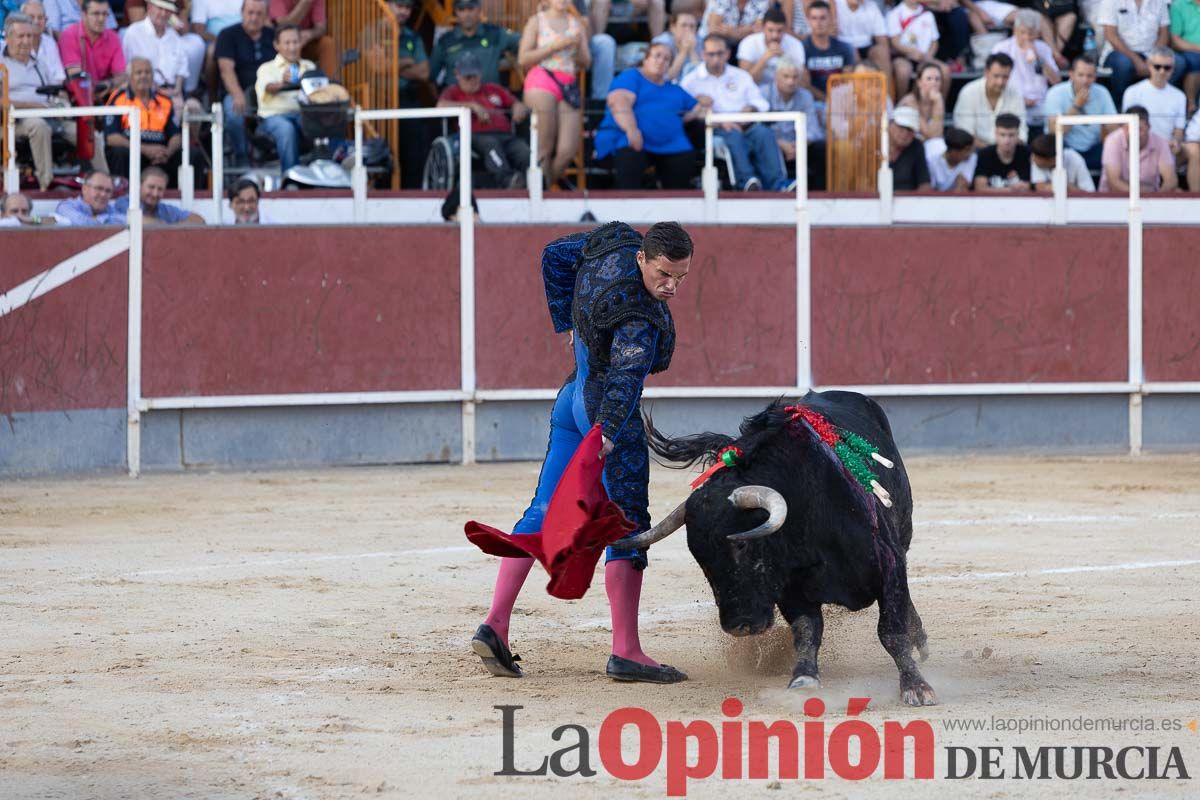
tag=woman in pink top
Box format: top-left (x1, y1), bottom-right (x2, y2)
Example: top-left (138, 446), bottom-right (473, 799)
top-left (519, 0), bottom-right (591, 187)
top-left (990, 9), bottom-right (1060, 128)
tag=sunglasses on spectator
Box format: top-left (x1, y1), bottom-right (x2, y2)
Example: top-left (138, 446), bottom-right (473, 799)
top-left (1150, 63), bottom-right (1173, 71)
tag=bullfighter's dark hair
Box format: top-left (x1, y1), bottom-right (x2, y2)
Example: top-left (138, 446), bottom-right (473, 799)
top-left (641, 222), bottom-right (693, 262)
top-left (645, 399), bottom-right (795, 468)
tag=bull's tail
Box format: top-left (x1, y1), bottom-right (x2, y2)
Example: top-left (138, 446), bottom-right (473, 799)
top-left (643, 408), bottom-right (736, 469)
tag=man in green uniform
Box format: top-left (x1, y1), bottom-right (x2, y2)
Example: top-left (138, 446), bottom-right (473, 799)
top-left (429, 0), bottom-right (521, 88)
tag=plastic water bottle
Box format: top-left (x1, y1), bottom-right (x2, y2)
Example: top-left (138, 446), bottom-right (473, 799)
top-left (1083, 28), bottom-right (1097, 57)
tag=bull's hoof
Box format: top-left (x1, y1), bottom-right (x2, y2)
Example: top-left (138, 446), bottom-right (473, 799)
top-left (901, 682), bottom-right (938, 706)
top-left (788, 674), bottom-right (821, 691)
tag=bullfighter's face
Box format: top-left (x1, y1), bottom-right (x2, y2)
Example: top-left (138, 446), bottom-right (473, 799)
top-left (637, 251), bottom-right (690, 302)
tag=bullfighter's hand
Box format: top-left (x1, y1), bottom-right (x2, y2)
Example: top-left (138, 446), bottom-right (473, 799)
top-left (599, 436), bottom-right (614, 459)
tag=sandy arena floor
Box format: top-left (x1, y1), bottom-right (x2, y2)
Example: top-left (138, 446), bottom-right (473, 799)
top-left (2, 454), bottom-right (1199, 799)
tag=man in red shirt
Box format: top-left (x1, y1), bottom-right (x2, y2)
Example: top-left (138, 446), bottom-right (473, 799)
top-left (436, 52), bottom-right (530, 189)
top-left (268, 0), bottom-right (335, 77)
top-left (59, 0), bottom-right (126, 90)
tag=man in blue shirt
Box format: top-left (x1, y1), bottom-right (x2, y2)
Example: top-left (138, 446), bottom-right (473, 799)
top-left (55, 170), bottom-right (125, 225)
top-left (113, 167), bottom-right (204, 224)
top-left (1044, 55), bottom-right (1119, 170)
top-left (800, 1), bottom-right (857, 102)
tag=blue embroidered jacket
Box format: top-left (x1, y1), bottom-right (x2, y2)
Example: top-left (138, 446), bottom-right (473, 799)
top-left (541, 223), bottom-right (676, 442)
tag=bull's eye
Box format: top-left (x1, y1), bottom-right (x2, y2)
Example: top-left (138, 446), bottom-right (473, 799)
top-left (730, 538), bottom-right (749, 558)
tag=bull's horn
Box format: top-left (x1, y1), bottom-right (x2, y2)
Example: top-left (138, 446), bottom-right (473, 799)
top-left (608, 500), bottom-right (687, 550)
top-left (726, 486), bottom-right (788, 541)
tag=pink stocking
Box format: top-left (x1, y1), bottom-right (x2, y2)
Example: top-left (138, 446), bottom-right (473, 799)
top-left (483, 557), bottom-right (534, 648)
top-left (606, 559), bottom-right (658, 666)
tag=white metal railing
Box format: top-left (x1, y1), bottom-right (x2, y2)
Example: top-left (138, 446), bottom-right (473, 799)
top-left (1053, 113), bottom-right (1143, 450)
top-left (180, 102), bottom-right (224, 220)
top-left (702, 110), bottom-right (811, 389)
top-left (3, 104), bottom-right (145, 473)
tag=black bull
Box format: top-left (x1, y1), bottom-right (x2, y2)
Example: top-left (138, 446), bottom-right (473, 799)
top-left (614, 390), bottom-right (937, 706)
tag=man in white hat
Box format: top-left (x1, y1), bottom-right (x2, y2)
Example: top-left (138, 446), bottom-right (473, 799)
top-left (123, 0), bottom-right (191, 103)
top-left (888, 106), bottom-right (931, 190)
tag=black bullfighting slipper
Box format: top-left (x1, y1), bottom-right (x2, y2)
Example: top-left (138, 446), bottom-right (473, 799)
top-left (471, 624), bottom-right (524, 678)
top-left (606, 655), bottom-right (688, 684)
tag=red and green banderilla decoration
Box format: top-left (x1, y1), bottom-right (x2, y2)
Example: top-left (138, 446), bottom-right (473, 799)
top-left (784, 405), bottom-right (895, 507)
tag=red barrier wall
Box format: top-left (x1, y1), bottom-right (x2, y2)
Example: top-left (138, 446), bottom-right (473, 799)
top-left (811, 227), bottom-right (1129, 385)
top-left (140, 226), bottom-right (461, 397)
top-left (2, 224), bottom-right (1197, 417)
top-left (0, 228), bottom-right (128, 413)
top-left (1144, 227), bottom-right (1200, 382)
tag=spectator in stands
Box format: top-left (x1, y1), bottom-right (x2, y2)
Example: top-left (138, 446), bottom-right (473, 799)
top-left (386, 0), bottom-right (429, 96)
top-left (973, 112), bottom-right (1031, 190)
top-left (991, 9), bottom-right (1061, 134)
top-left (701, 0), bottom-right (771, 46)
top-left (1184, 108), bottom-right (1199, 189)
top-left (60, 0), bottom-right (126, 91)
top-left (898, 61), bottom-right (945, 140)
top-left (17, 2), bottom-right (65, 84)
top-left (437, 52), bottom-right (530, 189)
top-left (887, 0), bottom-right (943, 100)
top-left (215, 0), bottom-right (275, 166)
top-left (1100, 104), bottom-right (1177, 190)
top-left (1097, 0), bottom-right (1179, 106)
top-left (594, 41), bottom-right (704, 189)
top-left (254, 23), bottom-right (313, 173)
top-left (591, 0), bottom-right (666, 38)
top-left (43, 0), bottom-right (116, 34)
top-left (961, 0), bottom-right (1016, 36)
top-left (374, 0), bottom-right (430, 189)
top-left (518, 0), bottom-right (591, 188)
top-left (765, 56), bottom-right (824, 187)
top-left (798, 1), bottom-right (857, 103)
top-left (652, 10), bottom-right (702, 82)
top-left (105, 56), bottom-right (200, 183)
top-left (113, 166), bottom-right (205, 223)
top-left (1173, 0), bottom-right (1200, 117)
top-left (268, 0), bottom-right (335, 77)
top-left (228, 175), bottom-right (279, 222)
top-left (0, 0), bottom-right (27, 29)
top-left (3, 13), bottom-right (63, 189)
top-left (834, 0), bottom-right (892, 83)
top-left (55, 170), bottom-right (124, 224)
top-left (123, 0), bottom-right (191, 103)
top-left (953, 52), bottom-right (1028, 146)
top-left (928, 0), bottom-right (972, 72)
top-left (125, 0), bottom-right (206, 94)
top-left (191, 0), bottom-right (243, 96)
top-left (683, 33), bottom-right (790, 190)
top-left (1029, 132), bottom-right (1096, 191)
top-left (887, 106), bottom-right (931, 189)
top-left (737, 4), bottom-right (806, 92)
top-left (0, 190), bottom-right (62, 224)
top-left (925, 125), bottom-right (977, 190)
top-left (430, 0), bottom-right (521, 88)
top-left (1122, 47), bottom-right (1186, 153)
top-left (1044, 54), bottom-right (1118, 170)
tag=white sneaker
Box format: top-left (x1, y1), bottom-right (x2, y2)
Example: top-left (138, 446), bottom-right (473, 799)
top-left (741, 177), bottom-right (762, 191)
